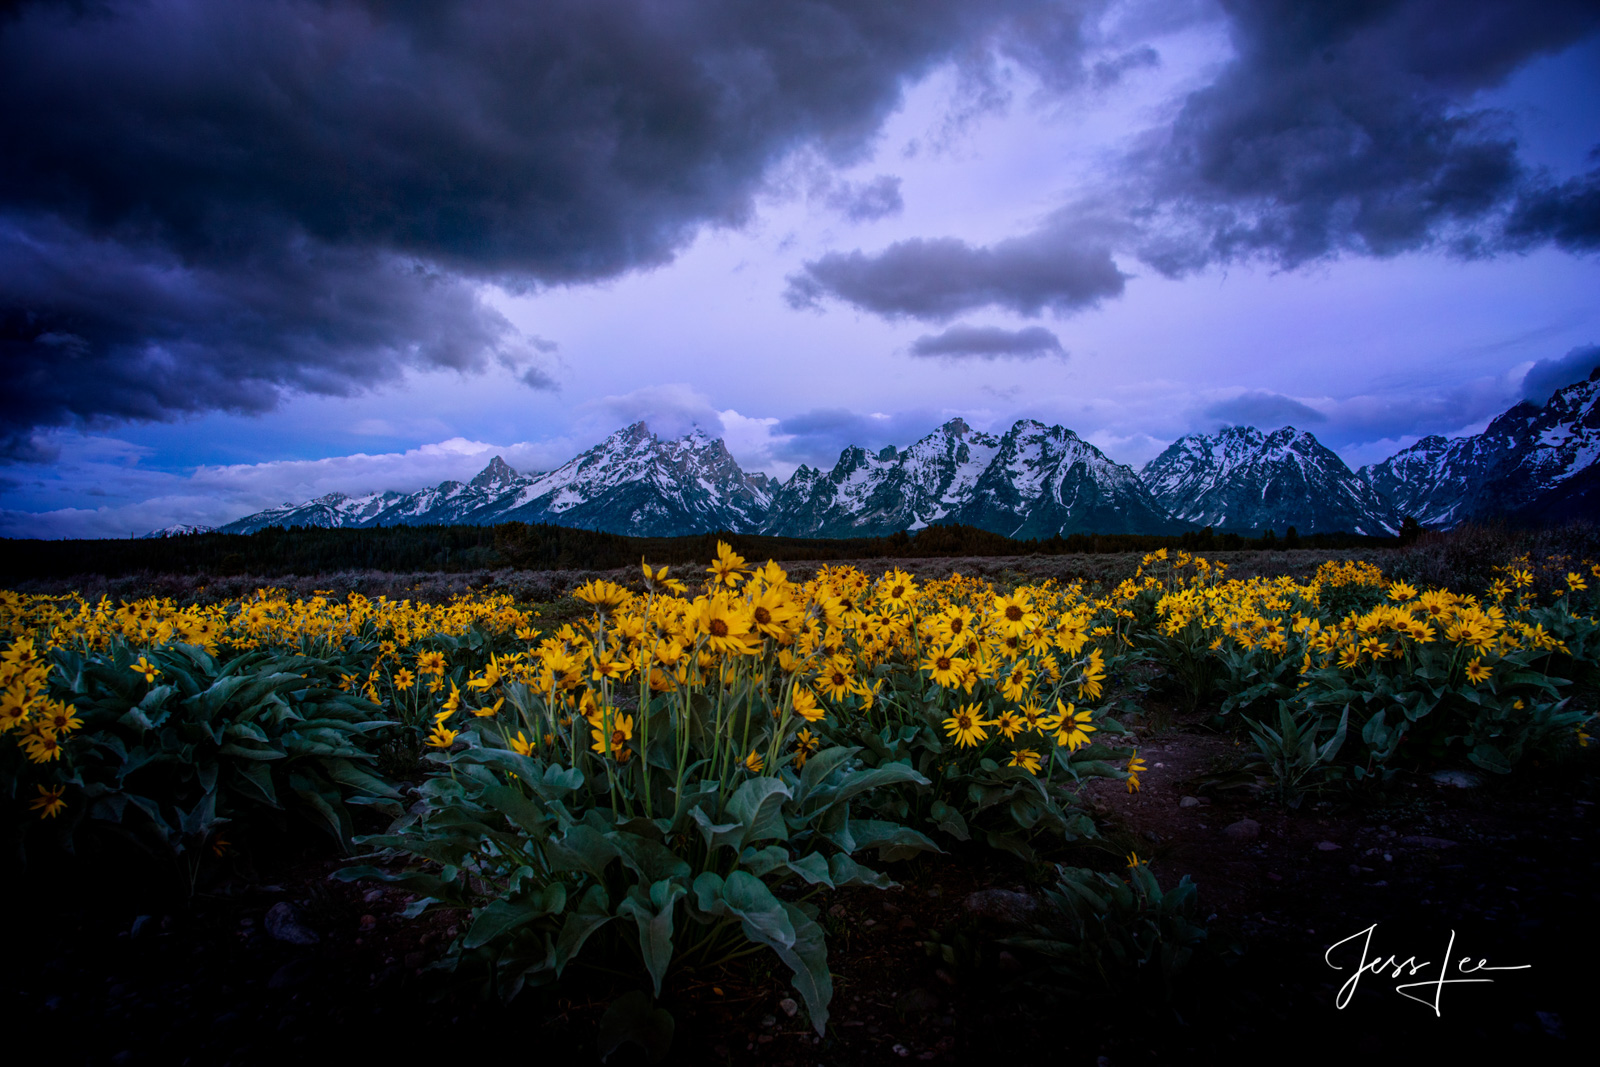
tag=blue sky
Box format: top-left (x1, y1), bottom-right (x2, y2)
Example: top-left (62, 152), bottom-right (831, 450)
top-left (3, 1), bottom-right (1598, 537)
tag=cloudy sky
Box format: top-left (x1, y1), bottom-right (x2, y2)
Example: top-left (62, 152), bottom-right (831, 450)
top-left (3, 0), bottom-right (1598, 538)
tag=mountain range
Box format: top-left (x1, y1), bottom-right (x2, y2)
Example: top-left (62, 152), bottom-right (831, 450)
top-left (188, 367), bottom-right (1598, 541)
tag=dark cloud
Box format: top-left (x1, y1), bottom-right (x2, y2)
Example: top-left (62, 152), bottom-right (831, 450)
top-left (0, 212), bottom-right (541, 456)
top-left (1203, 391), bottom-right (1326, 429)
top-left (1505, 165), bottom-right (1600, 253)
top-left (1135, 0), bottom-right (1600, 272)
top-left (825, 176), bottom-right (905, 223)
top-left (909, 323), bottom-right (1064, 359)
top-left (785, 211), bottom-right (1128, 320)
top-left (0, 0), bottom-right (1082, 439)
top-left (1521, 343), bottom-right (1600, 404)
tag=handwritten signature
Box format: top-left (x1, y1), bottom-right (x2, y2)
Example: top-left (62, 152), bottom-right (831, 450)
top-left (1324, 924), bottom-right (1531, 1015)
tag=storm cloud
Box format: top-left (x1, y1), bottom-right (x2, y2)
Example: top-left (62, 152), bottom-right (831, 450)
top-left (1134, 0), bottom-right (1600, 272)
top-left (1521, 343), bottom-right (1600, 404)
top-left (785, 214), bottom-right (1128, 320)
top-left (0, 0), bottom-right (1087, 441)
top-left (910, 323), bottom-right (1065, 359)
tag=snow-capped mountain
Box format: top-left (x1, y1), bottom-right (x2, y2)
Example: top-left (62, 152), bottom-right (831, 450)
top-left (141, 523), bottom-right (217, 538)
top-left (948, 419), bottom-right (1177, 537)
top-left (1140, 426), bottom-right (1396, 535)
top-left (219, 422), bottom-right (774, 538)
top-left (763, 418), bottom-right (1005, 536)
top-left (213, 378), bottom-right (1598, 543)
top-left (763, 418), bottom-right (1175, 537)
top-left (1361, 368), bottom-right (1600, 526)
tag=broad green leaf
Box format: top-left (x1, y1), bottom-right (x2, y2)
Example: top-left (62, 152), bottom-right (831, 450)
top-left (463, 884), bottom-right (567, 949)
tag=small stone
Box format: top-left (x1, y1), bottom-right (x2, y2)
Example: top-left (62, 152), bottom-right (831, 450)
top-left (893, 1044), bottom-right (911, 1057)
top-left (1399, 835), bottom-right (1458, 849)
top-left (1179, 796), bottom-right (1201, 808)
top-left (1431, 770), bottom-right (1480, 789)
top-left (1317, 841), bottom-right (1341, 851)
top-left (1223, 818), bottom-right (1260, 841)
top-left (264, 902), bottom-right (320, 946)
top-left (362, 888), bottom-right (386, 904)
top-left (760, 1014), bottom-right (777, 1028)
top-left (779, 998), bottom-right (798, 1017)
top-left (962, 888), bottom-right (1038, 926)
top-left (897, 916), bottom-right (917, 931)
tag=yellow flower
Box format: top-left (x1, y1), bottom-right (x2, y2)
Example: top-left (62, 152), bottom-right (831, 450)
top-left (793, 728), bottom-right (821, 768)
top-left (392, 667), bottom-right (416, 689)
top-left (22, 730), bottom-right (63, 763)
top-left (993, 710), bottom-right (1025, 740)
top-left (744, 749), bottom-right (765, 773)
top-left (1387, 581), bottom-right (1417, 602)
top-left (690, 594), bottom-right (757, 656)
top-left (30, 784), bottom-right (67, 819)
top-left (1126, 851), bottom-right (1144, 869)
top-left (1053, 700), bottom-right (1097, 751)
top-left (40, 699), bottom-right (83, 735)
top-left (1007, 747), bottom-right (1042, 774)
top-left (130, 656), bottom-right (161, 683)
top-left (790, 685), bottom-right (825, 723)
top-left (816, 654), bottom-right (855, 702)
top-left (590, 713), bottom-right (635, 760)
top-left (919, 645), bottom-right (967, 688)
top-left (942, 703), bottom-right (991, 748)
top-left (706, 541), bottom-right (750, 588)
top-left (1126, 752), bottom-right (1148, 793)
top-left (1464, 657), bottom-right (1492, 685)
top-left (510, 731), bottom-right (536, 757)
top-left (416, 650), bottom-right (448, 676)
top-left (472, 696), bottom-right (505, 719)
top-left (1567, 572), bottom-right (1588, 592)
top-left (426, 724), bottom-right (459, 749)
top-left (573, 579), bottom-right (633, 611)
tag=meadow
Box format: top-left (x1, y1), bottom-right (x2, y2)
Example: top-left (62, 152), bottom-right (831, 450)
top-left (3, 532), bottom-right (1596, 1063)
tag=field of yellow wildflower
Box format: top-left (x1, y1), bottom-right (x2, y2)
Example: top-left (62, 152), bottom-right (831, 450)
top-left (2, 542), bottom-right (1596, 1055)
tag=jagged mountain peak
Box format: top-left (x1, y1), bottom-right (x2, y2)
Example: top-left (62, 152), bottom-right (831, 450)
top-left (1142, 424), bottom-right (1393, 535)
top-left (470, 455), bottom-right (519, 488)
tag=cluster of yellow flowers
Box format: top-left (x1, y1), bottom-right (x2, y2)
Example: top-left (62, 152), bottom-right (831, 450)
top-left (417, 543), bottom-right (1123, 779)
top-left (1147, 549), bottom-right (1590, 686)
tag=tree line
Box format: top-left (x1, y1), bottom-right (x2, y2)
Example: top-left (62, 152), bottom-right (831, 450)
top-left (0, 520), bottom-right (1398, 581)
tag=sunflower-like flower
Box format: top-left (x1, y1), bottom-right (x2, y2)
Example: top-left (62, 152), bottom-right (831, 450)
top-left (793, 728), bottom-right (821, 768)
top-left (706, 541), bottom-right (750, 589)
top-left (426, 723), bottom-right (460, 749)
top-left (690, 594), bottom-right (757, 656)
top-left (1126, 752), bottom-right (1148, 793)
top-left (942, 703), bottom-right (991, 748)
top-left (919, 645), bottom-right (967, 689)
top-left (130, 656), bottom-right (161, 683)
top-left (1464, 657), bottom-right (1492, 685)
top-left (1007, 747), bottom-right (1042, 774)
top-left (1053, 700), bottom-right (1096, 751)
top-left (590, 713), bottom-right (635, 761)
top-left (790, 685), bottom-right (826, 723)
top-left (510, 731), bottom-right (537, 757)
top-left (574, 579), bottom-right (633, 611)
top-left (29, 784), bottom-right (66, 819)
top-left (744, 749), bottom-right (765, 773)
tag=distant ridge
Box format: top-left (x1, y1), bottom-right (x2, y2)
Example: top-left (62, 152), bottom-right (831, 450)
top-left (199, 373), bottom-right (1600, 541)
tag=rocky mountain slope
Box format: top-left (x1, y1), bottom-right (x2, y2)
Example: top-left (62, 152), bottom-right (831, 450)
top-left (1361, 368), bottom-right (1600, 527)
top-left (1140, 425), bottom-right (1396, 535)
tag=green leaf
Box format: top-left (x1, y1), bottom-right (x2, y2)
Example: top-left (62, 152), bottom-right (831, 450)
top-left (1467, 743), bottom-right (1512, 774)
top-left (554, 884), bottom-right (613, 976)
top-left (547, 824), bottom-right (621, 879)
top-left (615, 879), bottom-right (688, 997)
top-left (726, 777), bottom-right (792, 847)
top-left (463, 884), bottom-right (568, 949)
